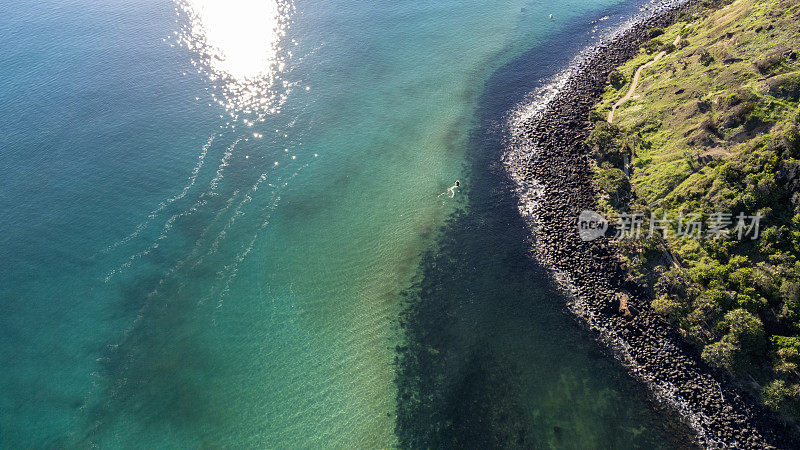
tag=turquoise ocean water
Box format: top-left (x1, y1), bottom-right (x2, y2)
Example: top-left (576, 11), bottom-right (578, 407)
top-left (1, 0), bottom-right (695, 447)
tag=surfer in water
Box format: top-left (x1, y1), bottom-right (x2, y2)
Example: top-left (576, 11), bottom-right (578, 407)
top-left (447, 180), bottom-right (460, 198)
top-left (437, 180), bottom-right (461, 199)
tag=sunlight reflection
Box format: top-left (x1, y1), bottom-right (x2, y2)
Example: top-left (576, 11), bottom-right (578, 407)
top-left (176, 0), bottom-right (294, 120)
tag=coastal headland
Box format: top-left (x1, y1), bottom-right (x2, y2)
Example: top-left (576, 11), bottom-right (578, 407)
top-left (505, 0), bottom-right (800, 447)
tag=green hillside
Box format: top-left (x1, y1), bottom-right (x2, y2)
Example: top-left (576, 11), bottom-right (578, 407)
top-left (588, 0), bottom-right (800, 419)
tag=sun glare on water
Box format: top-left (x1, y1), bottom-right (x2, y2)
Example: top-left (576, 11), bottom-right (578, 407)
top-left (176, 0), bottom-right (294, 120)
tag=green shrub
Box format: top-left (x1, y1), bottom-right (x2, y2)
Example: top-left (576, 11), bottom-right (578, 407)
top-left (689, 259), bottom-right (726, 285)
top-left (775, 346), bottom-right (800, 374)
top-left (703, 238), bottom-right (734, 260)
top-left (762, 380), bottom-right (800, 416)
top-left (736, 291), bottom-right (766, 314)
top-left (687, 324), bottom-right (715, 347)
top-left (588, 110), bottom-right (606, 123)
top-left (676, 11), bottom-right (694, 23)
top-left (648, 27), bottom-right (665, 38)
top-left (771, 335), bottom-right (800, 354)
top-left (777, 124), bottom-right (800, 157)
top-left (792, 214), bottom-right (800, 253)
top-left (698, 48), bottom-right (714, 66)
top-left (645, 39), bottom-right (664, 54)
top-left (607, 69), bottom-right (626, 88)
top-left (779, 279), bottom-right (800, 304)
top-left (653, 294), bottom-right (689, 323)
top-left (586, 122), bottom-right (625, 166)
top-left (702, 336), bottom-right (738, 370)
top-left (697, 287), bottom-right (734, 312)
top-left (595, 164), bottom-right (631, 206)
top-left (718, 162), bottom-right (750, 190)
top-left (702, 309), bottom-right (765, 372)
top-left (728, 267), bottom-right (753, 289)
top-left (723, 308), bottom-right (765, 352)
top-left (728, 255), bottom-right (751, 269)
top-left (655, 268), bottom-right (695, 298)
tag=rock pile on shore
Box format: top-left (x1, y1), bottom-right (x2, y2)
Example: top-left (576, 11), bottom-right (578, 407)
top-left (504, 1), bottom-right (800, 447)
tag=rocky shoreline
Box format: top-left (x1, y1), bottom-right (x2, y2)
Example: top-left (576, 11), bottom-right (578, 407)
top-left (504, 1), bottom-right (800, 448)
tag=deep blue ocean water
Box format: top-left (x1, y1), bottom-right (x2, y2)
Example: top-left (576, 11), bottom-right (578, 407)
top-left (1, 0), bottom-right (696, 446)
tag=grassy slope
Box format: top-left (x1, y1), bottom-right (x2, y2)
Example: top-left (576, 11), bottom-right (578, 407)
top-left (588, 0), bottom-right (800, 419)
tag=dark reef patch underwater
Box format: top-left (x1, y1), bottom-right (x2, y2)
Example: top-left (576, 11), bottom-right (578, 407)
top-left (393, 2), bottom-right (701, 448)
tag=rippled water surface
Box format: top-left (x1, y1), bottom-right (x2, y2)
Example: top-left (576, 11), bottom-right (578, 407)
top-left (1, 0), bottom-right (695, 446)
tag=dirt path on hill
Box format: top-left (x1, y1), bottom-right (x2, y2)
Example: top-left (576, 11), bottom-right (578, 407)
top-left (608, 35), bottom-right (681, 123)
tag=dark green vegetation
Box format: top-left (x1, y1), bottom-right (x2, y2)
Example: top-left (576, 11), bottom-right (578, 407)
top-left (588, 0), bottom-right (800, 420)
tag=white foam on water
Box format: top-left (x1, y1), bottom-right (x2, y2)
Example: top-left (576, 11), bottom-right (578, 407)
top-left (202, 163), bottom-right (309, 308)
top-left (208, 137), bottom-right (242, 195)
top-left (104, 136), bottom-right (245, 281)
top-left (99, 135), bottom-right (215, 255)
top-left (206, 172), bottom-right (267, 254)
